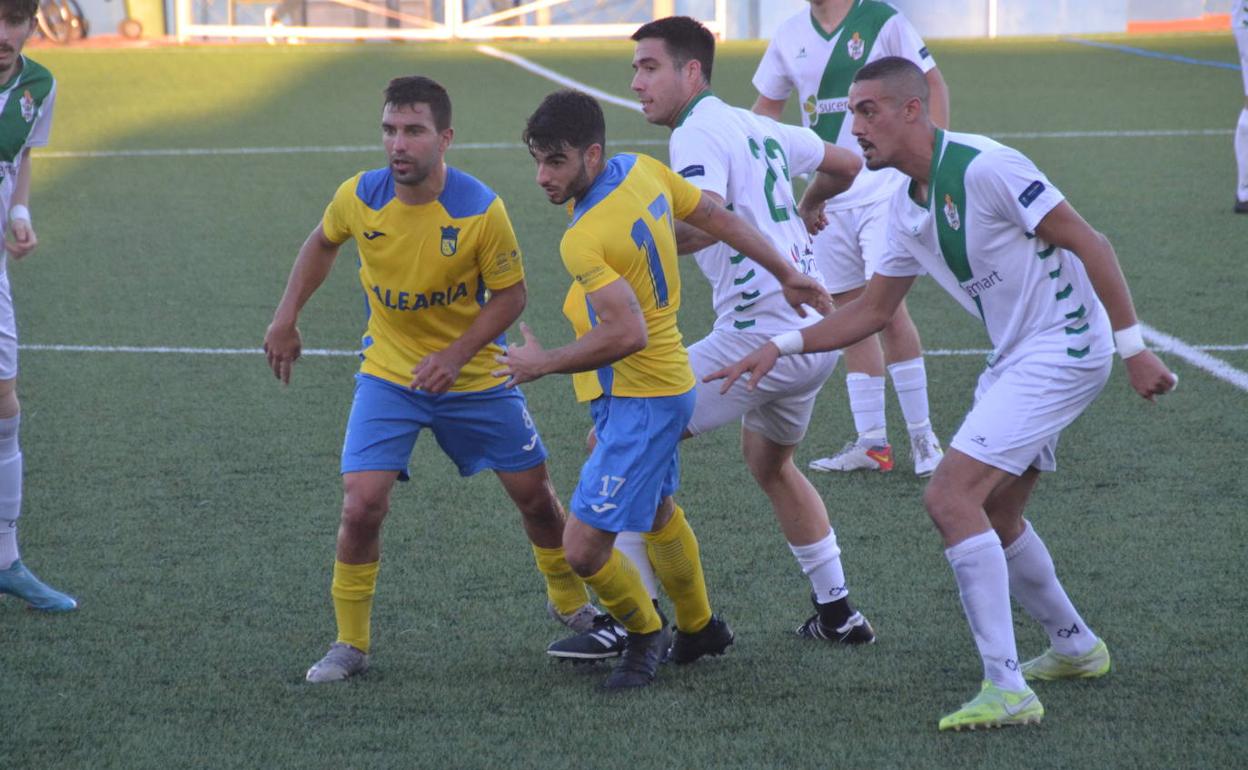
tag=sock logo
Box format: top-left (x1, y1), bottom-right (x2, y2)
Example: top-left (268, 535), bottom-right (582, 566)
top-left (1056, 622), bottom-right (1081, 639)
top-left (827, 585), bottom-right (847, 599)
top-left (1005, 658), bottom-right (1019, 671)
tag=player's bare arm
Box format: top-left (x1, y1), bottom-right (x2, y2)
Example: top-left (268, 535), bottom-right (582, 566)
top-left (1033, 202), bottom-right (1177, 401)
top-left (681, 192), bottom-right (831, 316)
top-left (750, 94), bottom-right (787, 121)
top-left (707, 273), bottom-right (914, 394)
top-left (797, 144), bottom-right (863, 235)
top-left (411, 280), bottom-right (526, 394)
top-left (264, 224), bottom-right (342, 385)
top-left (6, 149), bottom-right (36, 260)
top-left (493, 277), bottom-right (646, 387)
top-left (926, 67), bottom-right (951, 129)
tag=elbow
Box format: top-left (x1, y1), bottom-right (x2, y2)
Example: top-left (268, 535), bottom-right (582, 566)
top-left (621, 322), bottom-right (648, 357)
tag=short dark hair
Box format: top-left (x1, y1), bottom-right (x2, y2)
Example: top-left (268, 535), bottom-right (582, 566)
top-left (631, 16), bottom-right (715, 84)
top-left (522, 89), bottom-right (606, 155)
top-left (852, 56), bottom-right (929, 105)
top-left (0, 0), bottom-right (38, 22)
top-left (383, 76), bottom-right (452, 132)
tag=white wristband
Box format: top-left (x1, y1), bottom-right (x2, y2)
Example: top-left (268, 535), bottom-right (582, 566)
top-left (770, 330), bottom-right (804, 356)
top-left (9, 205), bottom-right (29, 225)
top-left (1113, 324), bottom-right (1146, 359)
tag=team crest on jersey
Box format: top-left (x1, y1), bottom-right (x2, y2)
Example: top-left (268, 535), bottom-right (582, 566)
top-left (942, 194), bottom-right (961, 231)
top-left (19, 90), bottom-right (34, 123)
top-left (440, 225), bottom-right (460, 256)
top-left (847, 32), bottom-right (865, 61)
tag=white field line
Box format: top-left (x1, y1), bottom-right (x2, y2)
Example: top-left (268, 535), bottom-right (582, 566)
top-left (29, 130), bottom-right (1230, 161)
top-left (1140, 324), bottom-right (1248, 392)
top-left (474, 44), bottom-right (644, 113)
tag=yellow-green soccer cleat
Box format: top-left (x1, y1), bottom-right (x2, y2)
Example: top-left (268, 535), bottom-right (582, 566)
top-left (1021, 640), bottom-right (1111, 681)
top-left (938, 680), bottom-right (1044, 732)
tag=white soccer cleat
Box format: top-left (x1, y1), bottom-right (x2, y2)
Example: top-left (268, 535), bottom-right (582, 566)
top-left (808, 440), bottom-right (894, 473)
top-left (909, 430), bottom-right (944, 477)
top-left (305, 642), bottom-right (369, 683)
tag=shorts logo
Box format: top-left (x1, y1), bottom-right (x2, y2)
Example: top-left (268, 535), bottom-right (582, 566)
top-left (440, 225), bottom-right (461, 257)
top-left (1018, 180), bottom-right (1046, 208)
top-left (678, 164), bottom-right (705, 178)
top-left (522, 433), bottom-right (539, 451)
top-left (847, 32), bottom-right (865, 61)
top-left (19, 90), bottom-right (34, 123)
top-left (590, 502), bottom-right (618, 513)
top-left (942, 194), bottom-right (961, 231)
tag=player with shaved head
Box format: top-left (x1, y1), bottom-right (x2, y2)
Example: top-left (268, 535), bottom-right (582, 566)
top-left (711, 56), bottom-right (1178, 731)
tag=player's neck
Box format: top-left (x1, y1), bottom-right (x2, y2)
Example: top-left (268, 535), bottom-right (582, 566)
top-left (666, 85), bottom-right (710, 130)
top-left (810, 0), bottom-right (855, 33)
top-left (394, 161), bottom-right (447, 206)
top-left (0, 54), bottom-right (24, 88)
top-left (902, 124), bottom-right (939, 202)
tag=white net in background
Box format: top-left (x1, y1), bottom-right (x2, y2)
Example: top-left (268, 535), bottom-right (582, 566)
top-left (175, 0), bottom-right (728, 43)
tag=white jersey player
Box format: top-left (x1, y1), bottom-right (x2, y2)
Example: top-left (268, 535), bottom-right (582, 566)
top-left (0, 2), bottom-right (77, 612)
top-left (1233, 1), bottom-right (1248, 212)
top-left (710, 57), bottom-right (1177, 732)
top-left (753, 0), bottom-right (949, 477)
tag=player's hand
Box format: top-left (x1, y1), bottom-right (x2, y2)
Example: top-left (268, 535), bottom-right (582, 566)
top-left (263, 321), bottom-right (302, 385)
top-left (797, 200), bottom-right (828, 237)
top-left (703, 342), bottom-right (781, 394)
top-left (492, 322), bottom-right (547, 387)
top-left (780, 272), bottom-right (831, 317)
top-left (411, 348), bottom-right (467, 394)
top-left (6, 219), bottom-right (37, 260)
top-left (1124, 350), bottom-right (1178, 403)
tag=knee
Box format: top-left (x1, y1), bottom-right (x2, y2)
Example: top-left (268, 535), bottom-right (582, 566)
top-left (340, 488), bottom-right (388, 534)
top-left (0, 383), bottom-right (17, 421)
top-left (562, 538), bottom-right (604, 578)
top-left (922, 479), bottom-right (960, 528)
top-left (513, 482), bottom-right (562, 523)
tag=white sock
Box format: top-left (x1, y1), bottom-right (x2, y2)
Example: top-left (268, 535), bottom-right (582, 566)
top-left (1237, 108), bottom-right (1248, 202)
top-left (615, 530), bottom-right (659, 600)
top-left (1005, 520), bottom-right (1098, 657)
top-left (886, 357), bottom-right (932, 434)
top-left (788, 529), bottom-right (848, 603)
top-left (846, 373), bottom-right (887, 442)
top-left (945, 529), bottom-right (1025, 691)
top-left (0, 414), bottom-right (21, 569)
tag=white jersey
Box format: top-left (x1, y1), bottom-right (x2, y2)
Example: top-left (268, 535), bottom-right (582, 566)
top-left (669, 92), bottom-right (826, 334)
top-left (0, 55), bottom-right (55, 267)
top-left (753, 0), bottom-right (935, 211)
top-left (1234, 1), bottom-right (1247, 29)
top-left (877, 129), bottom-right (1112, 367)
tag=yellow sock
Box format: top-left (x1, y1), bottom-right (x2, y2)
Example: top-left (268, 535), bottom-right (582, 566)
top-left (644, 504), bottom-right (712, 633)
top-left (332, 559), bottom-right (379, 653)
top-left (531, 544), bottom-right (591, 615)
top-left (584, 549), bottom-right (661, 635)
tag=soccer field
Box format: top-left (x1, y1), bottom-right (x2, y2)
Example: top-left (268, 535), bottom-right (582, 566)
top-left (3, 32), bottom-right (1246, 768)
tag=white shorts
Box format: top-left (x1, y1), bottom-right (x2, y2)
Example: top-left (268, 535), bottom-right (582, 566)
top-left (814, 196), bottom-right (891, 295)
top-left (1237, 27), bottom-right (1248, 96)
top-left (0, 262), bottom-right (15, 380)
top-left (686, 328), bottom-right (840, 446)
top-left (950, 342), bottom-right (1112, 476)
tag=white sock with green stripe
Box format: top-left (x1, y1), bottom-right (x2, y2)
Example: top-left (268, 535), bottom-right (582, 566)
top-left (946, 529), bottom-right (1025, 691)
top-left (1237, 108), bottom-right (1248, 203)
top-left (1005, 520), bottom-right (1098, 657)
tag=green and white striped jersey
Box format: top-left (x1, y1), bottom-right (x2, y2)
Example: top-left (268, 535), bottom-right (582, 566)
top-left (878, 130), bottom-right (1112, 366)
top-left (669, 93), bottom-right (825, 334)
top-left (0, 56), bottom-right (55, 237)
top-left (752, 0), bottom-right (934, 210)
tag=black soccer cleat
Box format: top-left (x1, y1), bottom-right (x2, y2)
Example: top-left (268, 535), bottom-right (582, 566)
top-left (602, 628), bottom-right (669, 690)
top-left (547, 613), bottom-right (628, 662)
top-left (670, 614), bottom-right (735, 665)
top-left (796, 609), bottom-right (876, 645)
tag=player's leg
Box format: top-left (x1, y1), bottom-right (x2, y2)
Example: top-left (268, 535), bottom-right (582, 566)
top-left (925, 450), bottom-right (1041, 730)
top-left (494, 462), bottom-right (594, 632)
top-left (989, 470), bottom-right (1110, 681)
top-left (860, 198), bottom-right (942, 476)
top-left (0, 277), bottom-right (76, 610)
top-left (740, 427), bottom-right (875, 644)
top-left (1234, 29), bottom-right (1248, 212)
top-left (808, 207), bottom-right (892, 473)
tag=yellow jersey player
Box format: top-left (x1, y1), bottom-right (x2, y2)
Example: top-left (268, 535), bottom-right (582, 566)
top-left (263, 76), bottom-right (592, 684)
top-left (496, 89), bottom-right (830, 689)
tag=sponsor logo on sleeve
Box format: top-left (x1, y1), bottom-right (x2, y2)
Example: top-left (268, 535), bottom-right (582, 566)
top-left (918, 46), bottom-right (930, 60)
top-left (1018, 180), bottom-right (1046, 208)
top-left (678, 164), bottom-right (705, 178)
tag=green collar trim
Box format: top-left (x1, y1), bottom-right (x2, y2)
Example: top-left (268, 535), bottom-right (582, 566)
top-left (910, 127), bottom-right (943, 208)
top-left (674, 89), bottom-right (714, 128)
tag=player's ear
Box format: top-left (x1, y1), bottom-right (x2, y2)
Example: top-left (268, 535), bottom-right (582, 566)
top-left (439, 126), bottom-right (455, 151)
top-left (585, 142), bottom-right (603, 168)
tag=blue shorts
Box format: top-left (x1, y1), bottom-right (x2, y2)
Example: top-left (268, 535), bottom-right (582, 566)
top-left (570, 390), bottom-right (696, 533)
top-left (341, 374), bottom-right (547, 480)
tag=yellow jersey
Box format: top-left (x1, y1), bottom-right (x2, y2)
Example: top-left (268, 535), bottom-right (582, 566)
top-left (560, 153), bottom-right (702, 402)
top-left (322, 166), bottom-right (524, 391)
